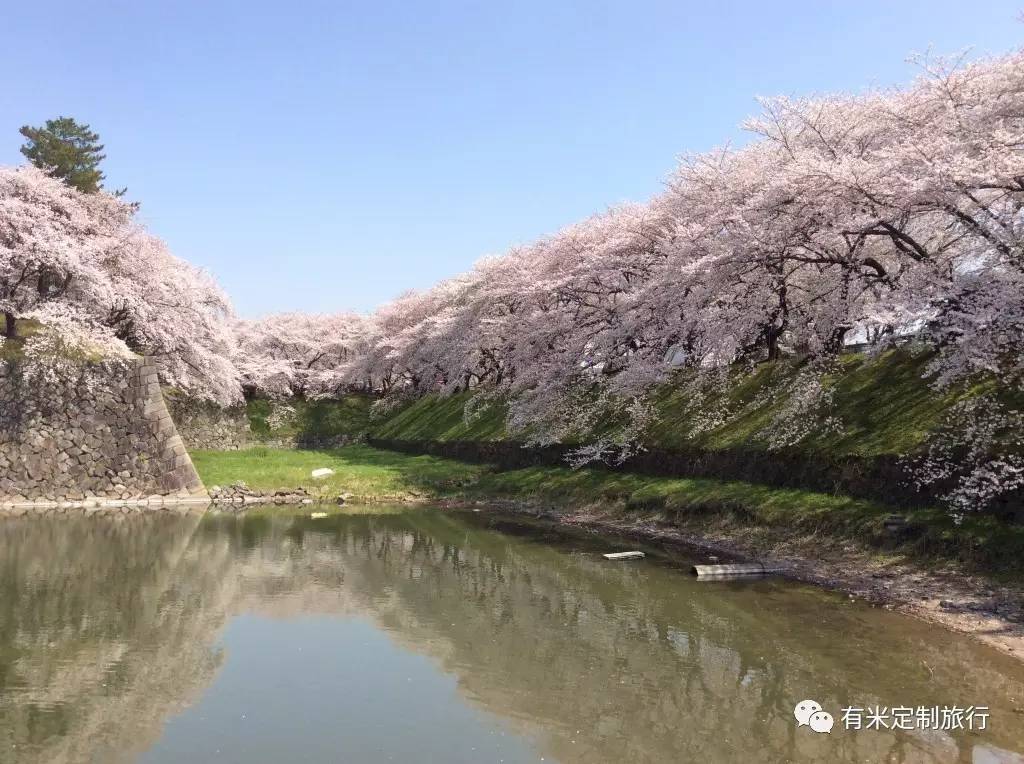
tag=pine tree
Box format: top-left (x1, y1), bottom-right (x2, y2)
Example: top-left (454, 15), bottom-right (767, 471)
top-left (19, 116), bottom-right (108, 194)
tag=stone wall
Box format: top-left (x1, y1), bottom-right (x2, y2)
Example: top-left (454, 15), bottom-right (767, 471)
top-left (0, 356), bottom-right (205, 501)
top-left (166, 397), bottom-right (250, 451)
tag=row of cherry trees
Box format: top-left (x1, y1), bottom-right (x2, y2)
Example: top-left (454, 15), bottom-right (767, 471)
top-left (235, 50), bottom-right (1024, 510)
top-left (253, 62), bottom-right (1015, 369)
top-left (4, 48), bottom-right (1022, 511)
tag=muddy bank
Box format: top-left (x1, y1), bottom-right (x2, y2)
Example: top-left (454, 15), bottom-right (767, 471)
top-left (441, 497), bottom-right (1024, 663)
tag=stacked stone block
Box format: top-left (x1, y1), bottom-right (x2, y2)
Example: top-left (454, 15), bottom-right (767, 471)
top-left (166, 398), bottom-right (250, 451)
top-left (0, 357), bottom-right (206, 502)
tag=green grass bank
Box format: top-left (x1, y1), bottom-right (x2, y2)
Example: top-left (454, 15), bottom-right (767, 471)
top-left (247, 351), bottom-right (968, 452)
top-left (236, 350), bottom-right (1018, 509)
top-left (191, 444), bottom-right (1024, 577)
top-left (366, 350), bottom-right (984, 456)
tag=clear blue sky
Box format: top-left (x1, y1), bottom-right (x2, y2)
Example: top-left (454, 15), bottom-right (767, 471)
top-left (1, 1), bottom-right (1021, 317)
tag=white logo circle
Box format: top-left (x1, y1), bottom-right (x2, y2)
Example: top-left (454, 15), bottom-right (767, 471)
top-left (809, 710), bottom-right (835, 734)
top-left (794, 700), bottom-right (822, 727)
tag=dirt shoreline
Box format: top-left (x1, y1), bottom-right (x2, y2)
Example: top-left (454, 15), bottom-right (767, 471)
top-left (442, 497), bottom-right (1024, 663)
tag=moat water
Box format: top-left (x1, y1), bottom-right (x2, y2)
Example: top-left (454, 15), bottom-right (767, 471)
top-left (1, 506), bottom-right (1022, 763)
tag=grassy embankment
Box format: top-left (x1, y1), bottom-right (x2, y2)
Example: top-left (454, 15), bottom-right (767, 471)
top-left (190, 443), bottom-right (1024, 574)
top-left (191, 350), bottom-right (1024, 575)
top-left (245, 395), bottom-right (376, 443)
top-left (0, 318), bottom-right (108, 363)
top-left (190, 348), bottom-right (1000, 456)
top-left (369, 349), bottom-right (997, 456)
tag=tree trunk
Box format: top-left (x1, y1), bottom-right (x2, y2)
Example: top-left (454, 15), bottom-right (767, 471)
top-left (766, 326), bottom-right (783, 361)
top-left (3, 312), bottom-right (16, 339)
top-left (825, 326), bottom-right (851, 354)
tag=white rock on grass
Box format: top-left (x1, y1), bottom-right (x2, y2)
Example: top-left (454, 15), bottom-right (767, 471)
top-left (310, 468), bottom-right (335, 479)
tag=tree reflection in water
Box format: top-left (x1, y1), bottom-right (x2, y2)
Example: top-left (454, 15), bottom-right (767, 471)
top-left (1, 508), bottom-right (1023, 763)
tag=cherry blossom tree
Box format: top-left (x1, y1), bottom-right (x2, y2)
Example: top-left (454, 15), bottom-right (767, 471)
top-left (102, 229), bottom-right (242, 405)
top-left (235, 311), bottom-right (369, 398)
top-left (0, 165), bottom-right (242, 405)
top-left (0, 165), bottom-right (129, 340)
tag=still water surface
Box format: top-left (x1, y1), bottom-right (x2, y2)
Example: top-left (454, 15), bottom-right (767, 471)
top-left (1, 506), bottom-right (1023, 763)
